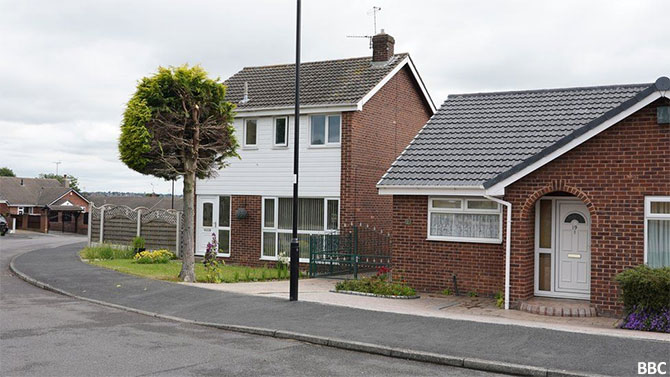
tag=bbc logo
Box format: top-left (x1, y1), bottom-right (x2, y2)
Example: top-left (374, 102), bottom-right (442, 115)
top-left (639, 362), bottom-right (668, 375)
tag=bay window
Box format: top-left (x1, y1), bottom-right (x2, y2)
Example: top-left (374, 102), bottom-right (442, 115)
top-left (645, 197), bottom-right (670, 267)
top-left (428, 197), bottom-right (502, 243)
top-left (262, 197), bottom-right (339, 261)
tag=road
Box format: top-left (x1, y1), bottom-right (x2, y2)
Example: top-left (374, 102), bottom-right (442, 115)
top-left (0, 232), bottom-right (499, 376)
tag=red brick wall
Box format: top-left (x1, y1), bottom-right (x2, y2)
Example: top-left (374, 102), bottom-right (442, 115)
top-left (392, 195), bottom-right (506, 295)
top-left (49, 191), bottom-right (90, 234)
top-left (227, 195), bottom-right (263, 266)
top-left (341, 65), bottom-right (432, 233)
top-left (505, 98), bottom-right (670, 315)
top-left (391, 98), bottom-right (669, 315)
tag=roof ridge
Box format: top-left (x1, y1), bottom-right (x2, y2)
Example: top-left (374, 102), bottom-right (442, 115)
top-left (235, 53), bottom-right (409, 71)
top-left (447, 82), bottom-right (652, 100)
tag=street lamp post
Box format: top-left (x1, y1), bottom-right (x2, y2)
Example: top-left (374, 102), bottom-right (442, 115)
top-left (289, 0), bottom-right (301, 301)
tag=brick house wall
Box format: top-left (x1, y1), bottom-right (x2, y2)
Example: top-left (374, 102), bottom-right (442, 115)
top-left (227, 195), bottom-right (263, 266)
top-left (341, 66), bottom-right (433, 232)
top-left (391, 98), bottom-right (670, 315)
top-left (48, 191), bottom-right (90, 234)
top-left (392, 195), bottom-right (506, 294)
top-left (504, 98), bottom-right (670, 315)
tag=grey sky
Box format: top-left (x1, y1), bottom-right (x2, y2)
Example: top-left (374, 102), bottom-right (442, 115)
top-left (2, 0), bottom-right (668, 193)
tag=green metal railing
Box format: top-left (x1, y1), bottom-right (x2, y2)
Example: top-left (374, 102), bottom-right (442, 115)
top-left (309, 224), bottom-right (391, 279)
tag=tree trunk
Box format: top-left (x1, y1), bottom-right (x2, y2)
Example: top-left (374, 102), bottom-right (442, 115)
top-left (179, 163), bottom-right (196, 282)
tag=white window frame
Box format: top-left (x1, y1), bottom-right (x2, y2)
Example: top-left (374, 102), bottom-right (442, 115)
top-left (243, 119), bottom-right (258, 148)
top-left (427, 197), bottom-right (503, 244)
top-left (217, 196), bottom-right (232, 257)
top-left (309, 113), bottom-right (341, 147)
top-left (261, 197), bottom-right (340, 263)
top-left (644, 196), bottom-right (670, 265)
top-left (17, 207), bottom-right (24, 215)
top-left (273, 116), bottom-right (289, 147)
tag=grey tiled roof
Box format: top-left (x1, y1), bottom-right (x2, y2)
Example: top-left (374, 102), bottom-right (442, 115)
top-left (379, 82), bottom-right (656, 187)
top-left (224, 54), bottom-right (409, 110)
top-left (0, 177), bottom-right (68, 205)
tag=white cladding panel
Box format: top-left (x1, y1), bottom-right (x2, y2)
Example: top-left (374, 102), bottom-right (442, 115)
top-left (196, 115), bottom-right (341, 197)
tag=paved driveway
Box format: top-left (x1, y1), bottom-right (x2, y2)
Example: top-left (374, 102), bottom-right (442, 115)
top-left (0, 232), bottom-right (498, 376)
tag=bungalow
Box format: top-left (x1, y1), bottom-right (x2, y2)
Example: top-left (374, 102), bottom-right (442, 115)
top-left (0, 176), bottom-right (90, 234)
top-left (195, 31), bottom-right (435, 265)
top-left (377, 77), bottom-right (670, 315)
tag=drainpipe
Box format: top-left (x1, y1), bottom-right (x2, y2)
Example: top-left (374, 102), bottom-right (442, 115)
top-left (484, 195), bottom-right (512, 310)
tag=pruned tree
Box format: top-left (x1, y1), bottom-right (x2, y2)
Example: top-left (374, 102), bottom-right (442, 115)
top-left (119, 65), bottom-right (238, 282)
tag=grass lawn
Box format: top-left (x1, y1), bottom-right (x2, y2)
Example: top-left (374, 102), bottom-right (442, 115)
top-left (86, 258), bottom-right (291, 283)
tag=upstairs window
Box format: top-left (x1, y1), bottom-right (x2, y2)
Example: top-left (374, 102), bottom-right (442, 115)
top-left (244, 119), bottom-right (257, 147)
top-left (274, 117), bottom-right (288, 146)
top-left (310, 115), bottom-right (340, 146)
top-left (645, 197), bottom-right (670, 268)
top-left (428, 197), bottom-right (502, 243)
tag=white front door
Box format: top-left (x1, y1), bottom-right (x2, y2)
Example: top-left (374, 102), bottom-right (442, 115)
top-left (556, 201), bottom-right (590, 296)
top-left (196, 196), bottom-right (218, 256)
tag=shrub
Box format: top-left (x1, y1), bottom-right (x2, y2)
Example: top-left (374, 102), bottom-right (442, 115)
top-left (131, 236), bottom-right (146, 250)
top-left (335, 275), bottom-right (416, 297)
top-left (81, 244), bottom-right (134, 260)
top-left (133, 249), bottom-right (175, 264)
top-left (614, 265), bottom-right (670, 312)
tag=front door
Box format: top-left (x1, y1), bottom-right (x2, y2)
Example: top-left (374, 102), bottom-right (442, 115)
top-left (556, 201), bottom-right (590, 296)
top-left (196, 196), bottom-right (218, 256)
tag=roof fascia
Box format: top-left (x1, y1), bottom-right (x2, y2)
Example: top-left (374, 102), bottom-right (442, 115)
top-left (356, 56), bottom-right (436, 114)
top-left (377, 185), bottom-right (485, 196)
top-left (485, 88), bottom-right (665, 195)
top-left (235, 104), bottom-right (359, 117)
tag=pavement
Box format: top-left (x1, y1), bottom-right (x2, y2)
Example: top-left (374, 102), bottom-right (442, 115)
top-left (186, 279), bottom-right (652, 341)
top-left (7, 236), bottom-right (670, 377)
top-left (1, 232), bottom-right (499, 377)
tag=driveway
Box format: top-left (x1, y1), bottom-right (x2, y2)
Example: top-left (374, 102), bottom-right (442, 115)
top-left (0, 232), bottom-right (498, 376)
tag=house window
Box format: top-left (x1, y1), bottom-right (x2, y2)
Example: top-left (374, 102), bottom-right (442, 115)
top-left (310, 114), bottom-right (340, 145)
top-left (645, 197), bottom-right (670, 268)
top-left (62, 212), bottom-right (72, 222)
top-left (262, 197), bottom-right (339, 261)
top-left (49, 212), bottom-right (59, 222)
top-left (17, 207), bottom-right (24, 215)
top-left (244, 119), bottom-right (257, 147)
top-left (274, 117), bottom-right (288, 146)
top-left (427, 197), bottom-right (502, 243)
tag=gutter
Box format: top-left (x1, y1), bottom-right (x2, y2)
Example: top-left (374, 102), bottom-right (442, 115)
top-left (484, 195), bottom-right (512, 310)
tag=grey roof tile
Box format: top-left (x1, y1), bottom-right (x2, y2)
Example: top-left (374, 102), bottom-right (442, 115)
top-left (379, 82), bottom-right (653, 187)
top-left (224, 54), bottom-right (409, 110)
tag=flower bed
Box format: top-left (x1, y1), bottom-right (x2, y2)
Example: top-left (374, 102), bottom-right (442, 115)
top-left (334, 267), bottom-right (417, 298)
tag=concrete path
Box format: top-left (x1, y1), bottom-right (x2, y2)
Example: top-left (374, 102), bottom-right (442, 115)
top-left (11, 242), bottom-right (670, 377)
top-left (1, 233), bottom-right (496, 377)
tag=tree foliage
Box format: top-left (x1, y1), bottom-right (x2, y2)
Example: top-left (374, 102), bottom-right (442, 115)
top-left (118, 65), bottom-right (238, 282)
top-left (119, 65), bottom-right (238, 179)
top-left (38, 173), bottom-right (81, 192)
top-left (0, 167), bottom-right (15, 177)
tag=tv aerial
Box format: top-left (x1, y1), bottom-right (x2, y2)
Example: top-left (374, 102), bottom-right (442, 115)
top-left (347, 6), bottom-right (382, 49)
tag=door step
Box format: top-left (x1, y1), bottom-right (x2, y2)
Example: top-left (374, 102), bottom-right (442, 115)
top-left (519, 298), bottom-right (597, 317)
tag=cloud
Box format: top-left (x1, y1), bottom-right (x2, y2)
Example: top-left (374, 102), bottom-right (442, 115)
top-left (1, 0), bottom-right (668, 193)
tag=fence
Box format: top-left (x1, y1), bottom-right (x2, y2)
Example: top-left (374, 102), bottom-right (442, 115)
top-left (88, 204), bottom-right (183, 255)
top-left (309, 224), bottom-right (391, 279)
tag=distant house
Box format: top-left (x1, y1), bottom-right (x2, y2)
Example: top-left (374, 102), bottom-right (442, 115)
top-left (377, 77), bottom-right (670, 315)
top-left (87, 194), bottom-right (183, 211)
top-left (0, 176), bottom-right (90, 234)
top-left (195, 31), bottom-right (435, 264)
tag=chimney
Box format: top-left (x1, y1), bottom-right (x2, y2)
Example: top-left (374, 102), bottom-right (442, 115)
top-left (372, 29), bottom-right (395, 62)
top-left (62, 174), bottom-right (70, 188)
